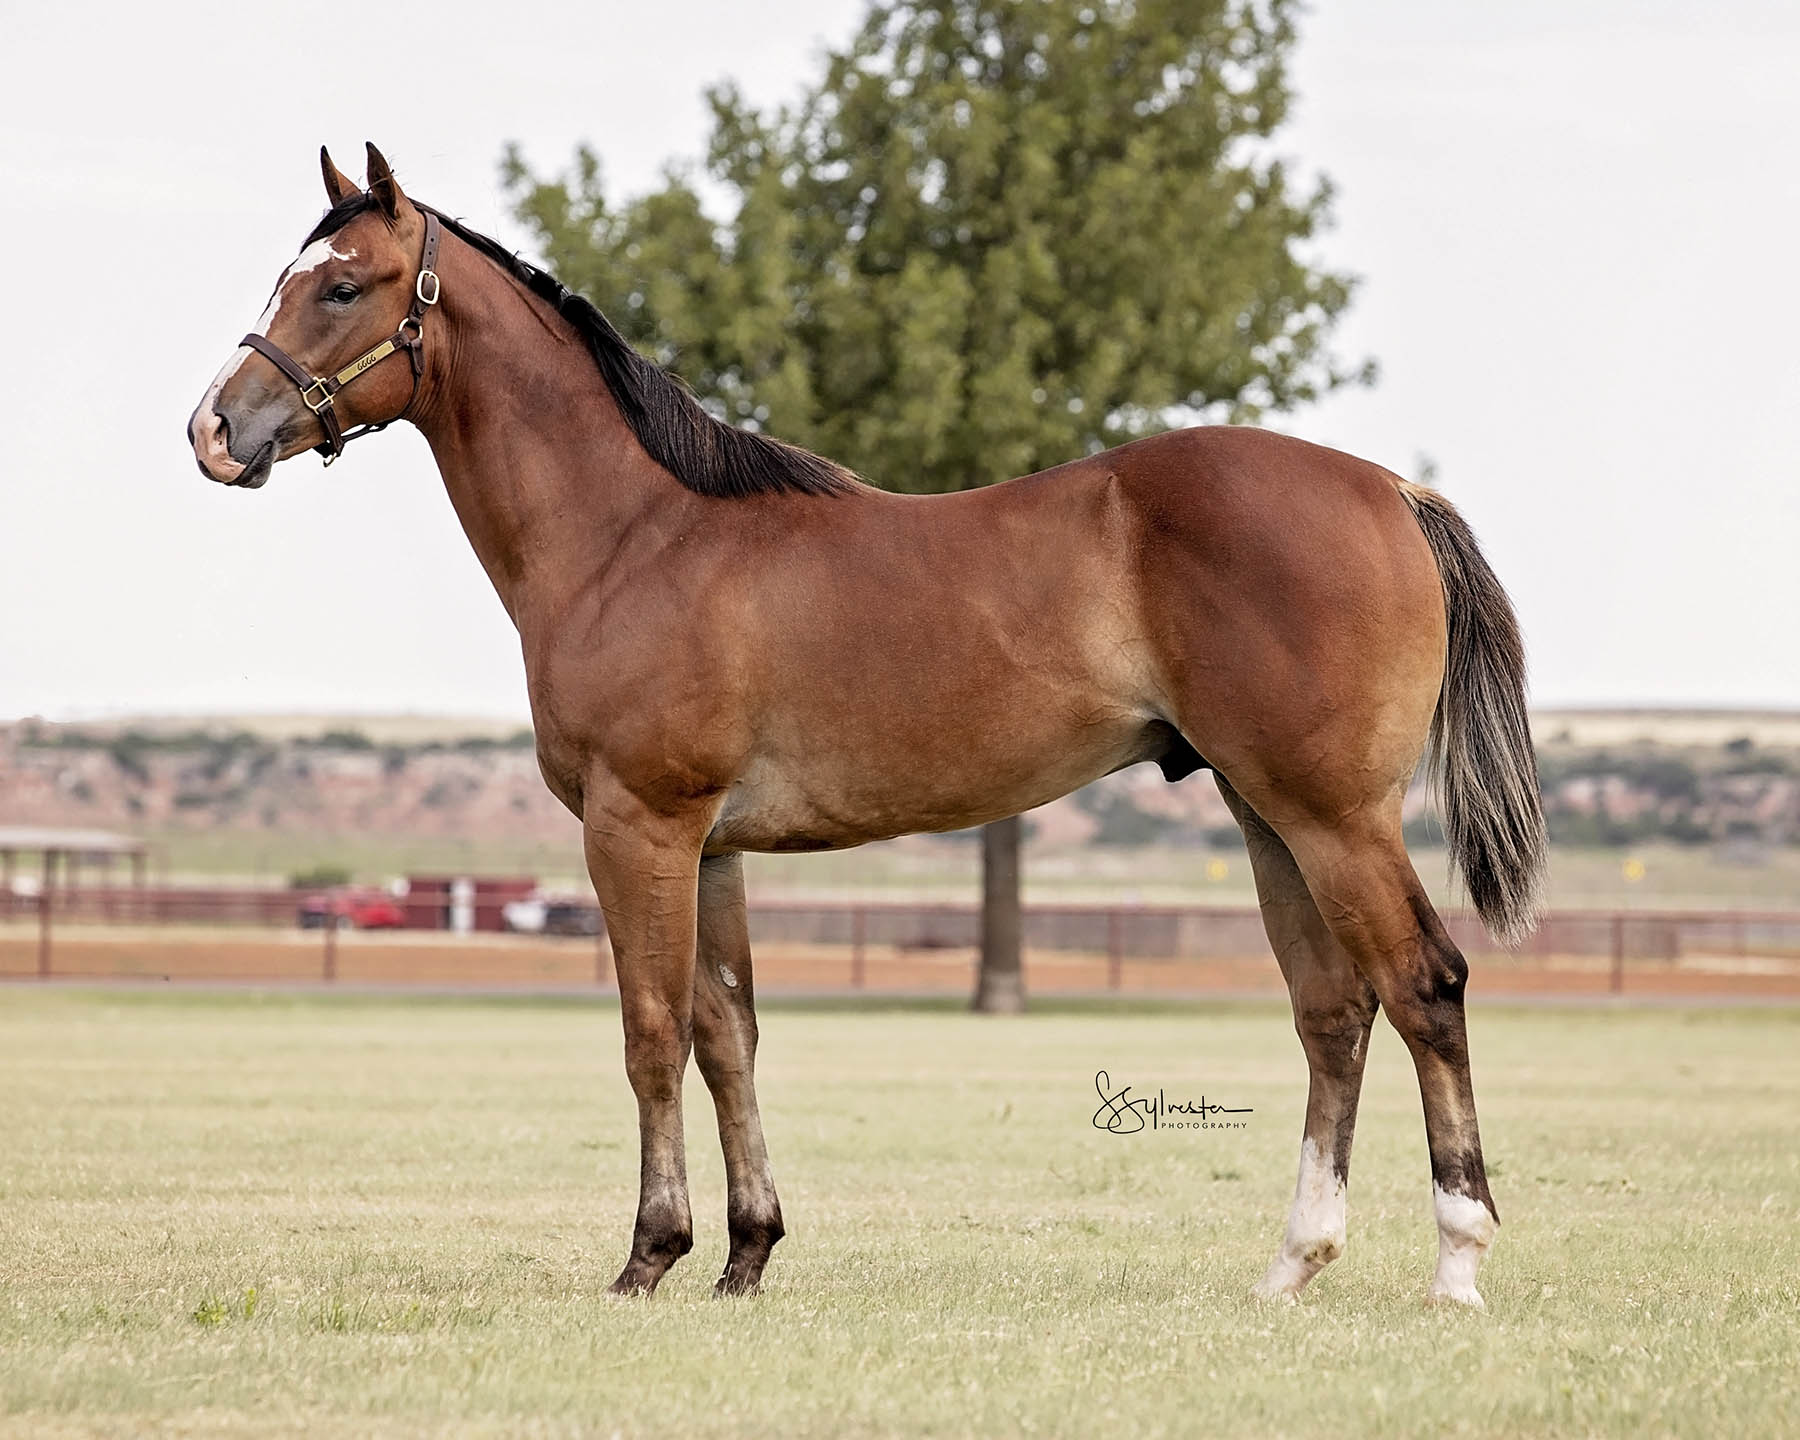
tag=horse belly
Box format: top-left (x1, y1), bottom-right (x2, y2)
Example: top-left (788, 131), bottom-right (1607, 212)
top-left (705, 708), bottom-right (1163, 856)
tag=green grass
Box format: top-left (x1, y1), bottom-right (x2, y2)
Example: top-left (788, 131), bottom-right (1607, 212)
top-left (1, 991), bottom-right (1796, 1438)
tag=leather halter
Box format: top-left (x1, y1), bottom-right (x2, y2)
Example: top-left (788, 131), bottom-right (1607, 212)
top-left (239, 210), bottom-right (442, 465)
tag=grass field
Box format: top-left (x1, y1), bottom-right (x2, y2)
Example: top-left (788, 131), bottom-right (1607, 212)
top-left (1, 991), bottom-right (1797, 1438)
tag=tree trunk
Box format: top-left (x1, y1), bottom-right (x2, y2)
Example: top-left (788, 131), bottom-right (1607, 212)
top-left (972, 814), bottom-right (1025, 1013)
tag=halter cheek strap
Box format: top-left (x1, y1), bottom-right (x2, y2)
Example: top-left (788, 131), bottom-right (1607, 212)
top-left (240, 210), bottom-right (442, 466)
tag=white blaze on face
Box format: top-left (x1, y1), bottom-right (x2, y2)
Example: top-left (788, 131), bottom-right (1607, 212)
top-left (191, 239), bottom-right (358, 479)
top-left (1428, 1183), bottom-right (1498, 1309)
top-left (212, 239), bottom-right (358, 402)
top-left (1252, 1136), bottom-right (1348, 1301)
top-left (254, 238), bottom-right (357, 331)
top-left (193, 343), bottom-right (255, 480)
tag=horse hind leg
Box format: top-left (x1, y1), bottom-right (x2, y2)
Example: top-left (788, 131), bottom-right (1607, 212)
top-left (692, 854), bottom-right (785, 1295)
top-left (1217, 779), bottom-right (1379, 1301)
top-left (1277, 812), bottom-right (1500, 1308)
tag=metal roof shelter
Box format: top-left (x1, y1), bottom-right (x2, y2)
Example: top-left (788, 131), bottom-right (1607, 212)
top-left (0, 827), bottom-right (147, 892)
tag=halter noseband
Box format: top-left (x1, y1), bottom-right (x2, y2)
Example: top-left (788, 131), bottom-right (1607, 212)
top-left (239, 209), bottom-right (442, 466)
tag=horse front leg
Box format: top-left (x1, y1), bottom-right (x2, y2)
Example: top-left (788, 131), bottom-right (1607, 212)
top-left (584, 801), bottom-right (705, 1296)
top-left (693, 853), bottom-right (785, 1295)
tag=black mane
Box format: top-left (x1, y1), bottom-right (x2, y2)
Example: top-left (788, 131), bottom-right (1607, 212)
top-left (305, 194), bottom-right (860, 500)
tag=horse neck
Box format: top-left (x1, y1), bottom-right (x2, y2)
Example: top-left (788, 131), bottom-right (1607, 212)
top-left (408, 232), bottom-right (691, 625)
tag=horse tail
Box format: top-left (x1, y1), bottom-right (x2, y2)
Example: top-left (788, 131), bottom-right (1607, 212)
top-left (1397, 482), bottom-right (1547, 946)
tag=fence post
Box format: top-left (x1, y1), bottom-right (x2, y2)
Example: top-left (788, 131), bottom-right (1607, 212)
top-left (851, 906), bottom-right (866, 989)
top-left (37, 887), bottom-right (51, 979)
top-left (1107, 909), bottom-right (1123, 991)
top-left (323, 912), bottom-right (338, 983)
top-left (1609, 914), bottom-right (1625, 995)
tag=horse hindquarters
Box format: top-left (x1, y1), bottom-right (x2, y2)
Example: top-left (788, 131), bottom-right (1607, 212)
top-left (1137, 443), bottom-right (1538, 1306)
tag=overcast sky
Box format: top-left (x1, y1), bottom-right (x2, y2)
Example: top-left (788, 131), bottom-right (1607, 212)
top-left (2, 0), bottom-right (1795, 722)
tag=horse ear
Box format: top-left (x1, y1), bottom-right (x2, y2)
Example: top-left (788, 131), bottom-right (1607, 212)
top-left (320, 146), bottom-right (361, 204)
top-left (364, 142), bottom-right (404, 221)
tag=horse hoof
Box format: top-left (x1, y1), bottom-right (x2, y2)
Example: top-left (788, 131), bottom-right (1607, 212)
top-left (1251, 1252), bottom-right (1317, 1303)
top-left (608, 1264), bottom-right (664, 1297)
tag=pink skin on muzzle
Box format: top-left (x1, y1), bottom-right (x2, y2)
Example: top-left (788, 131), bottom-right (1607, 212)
top-left (190, 397), bottom-right (245, 483)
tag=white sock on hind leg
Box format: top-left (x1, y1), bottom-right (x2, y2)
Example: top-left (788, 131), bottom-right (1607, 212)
top-left (1253, 1137), bottom-right (1346, 1301)
top-left (1428, 1183), bottom-right (1497, 1308)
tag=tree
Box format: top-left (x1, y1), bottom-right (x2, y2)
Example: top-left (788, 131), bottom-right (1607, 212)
top-left (505, 0), bottom-right (1367, 1012)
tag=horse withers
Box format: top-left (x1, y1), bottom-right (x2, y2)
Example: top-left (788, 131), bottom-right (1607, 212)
top-left (189, 144), bottom-right (1545, 1308)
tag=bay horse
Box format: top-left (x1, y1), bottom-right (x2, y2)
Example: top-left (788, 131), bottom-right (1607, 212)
top-left (189, 145), bottom-right (1545, 1308)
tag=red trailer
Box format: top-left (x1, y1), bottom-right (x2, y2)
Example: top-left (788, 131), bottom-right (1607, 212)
top-left (403, 875), bottom-right (537, 933)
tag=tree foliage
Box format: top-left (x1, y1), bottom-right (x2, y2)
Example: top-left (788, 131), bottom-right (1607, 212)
top-left (503, 0), bottom-right (1368, 493)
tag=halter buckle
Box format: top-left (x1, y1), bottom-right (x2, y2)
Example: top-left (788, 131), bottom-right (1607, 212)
top-left (416, 270), bottom-right (441, 306)
top-left (299, 379), bottom-right (334, 415)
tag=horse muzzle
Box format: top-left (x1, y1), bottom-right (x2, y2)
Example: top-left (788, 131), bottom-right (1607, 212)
top-left (188, 404), bottom-right (271, 489)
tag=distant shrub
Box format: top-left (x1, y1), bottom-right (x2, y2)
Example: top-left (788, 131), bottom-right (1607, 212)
top-left (20, 727), bottom-right (107, 750)
top-left (1546, 812), bottom-right (1657, 847)
top-left (1077, 789), bottom-right (1184, 846)
top-left (1664, 815), bottom-right (1713, 845)
top-left (290, 863), bottom-right (351, 889)
top-left (171, 780), bottom-right (246, 810)
top-left (1402, 814), bottom-right (1446, 847)
top-left (108, 739), bottom-right (150, 783)
top-left (1723, 753), bottom-right (1790, 777)
top-left (1622, 756), bottom-right (1701, 802)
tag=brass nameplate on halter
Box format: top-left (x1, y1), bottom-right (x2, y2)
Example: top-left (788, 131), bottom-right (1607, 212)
top-left (335, 340), bottom-right (398, 386)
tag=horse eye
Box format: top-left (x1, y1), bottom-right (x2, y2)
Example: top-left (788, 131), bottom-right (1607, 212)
top-left (326, 283), bottom-right (360, 305)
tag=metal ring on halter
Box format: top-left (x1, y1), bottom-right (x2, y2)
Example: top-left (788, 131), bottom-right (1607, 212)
top-left (416, 270), bottom-right (441, 306)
